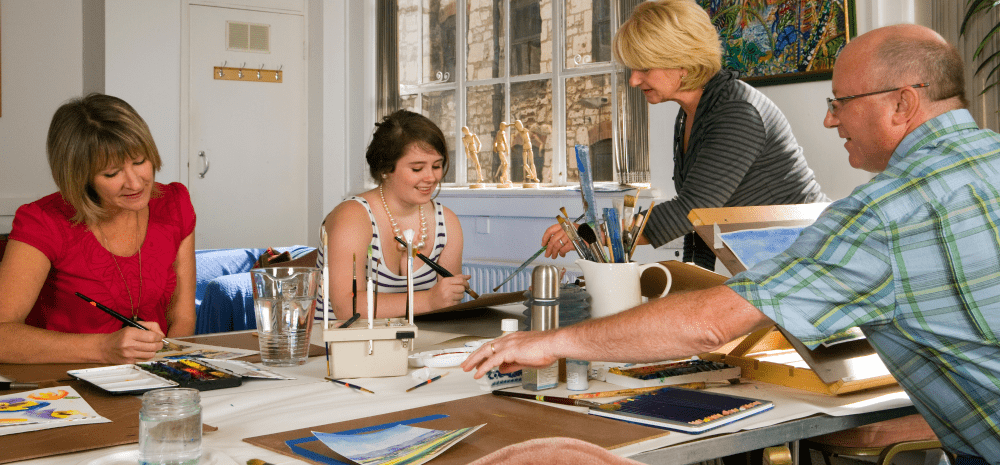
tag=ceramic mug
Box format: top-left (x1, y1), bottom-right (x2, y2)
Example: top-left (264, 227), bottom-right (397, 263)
top-left (576, 259), bottom-right (672, 319)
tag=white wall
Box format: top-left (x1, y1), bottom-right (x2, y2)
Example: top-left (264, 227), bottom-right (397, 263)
top-left (105, 0), bottom-right (182, 184)
top-left (0, 1), bottom-right (88, 232)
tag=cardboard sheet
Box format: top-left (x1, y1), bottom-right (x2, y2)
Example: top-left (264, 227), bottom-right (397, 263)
top-left (0, 332), bottom-right (289, 463)
top-left (0, 381), bottom-right (218, 464)
top-left (243, 393), bottom-right (670, 465)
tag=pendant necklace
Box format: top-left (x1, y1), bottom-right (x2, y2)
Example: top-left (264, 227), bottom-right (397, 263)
top-left (379, 184), bottom-right (427, 251)
top-left (98, 211), bottom-right (143, 323)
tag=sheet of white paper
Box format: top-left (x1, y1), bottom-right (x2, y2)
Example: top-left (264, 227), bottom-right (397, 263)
top-left (0, 386), bottom-right (109, 436)
top-left (155, 341), bottom-right (258, 360)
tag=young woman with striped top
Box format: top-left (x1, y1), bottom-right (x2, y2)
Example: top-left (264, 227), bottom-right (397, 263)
top-left (541, 0), bottom-right (828, 270)
top-left (317, 110), bottom-right (468, 321)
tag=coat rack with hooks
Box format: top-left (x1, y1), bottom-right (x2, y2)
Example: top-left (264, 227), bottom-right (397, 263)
top-left (213, 62), bottom-right (283, 83)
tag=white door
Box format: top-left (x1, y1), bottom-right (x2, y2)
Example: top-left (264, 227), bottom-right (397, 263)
top-left (188, 5), bottom-right (307, 249)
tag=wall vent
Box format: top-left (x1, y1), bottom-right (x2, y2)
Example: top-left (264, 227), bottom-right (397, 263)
top-left (227, 21), bottom-right (270, 53)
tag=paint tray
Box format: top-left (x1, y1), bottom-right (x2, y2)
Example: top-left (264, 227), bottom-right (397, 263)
top-left (604, 359), bottom-right (741, 389)
top-left (68, 364), bottom-right (179, 395)
top-left (69, 358), bottom-right (243, 394)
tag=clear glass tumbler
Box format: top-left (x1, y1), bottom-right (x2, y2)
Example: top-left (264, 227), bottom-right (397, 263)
top-left (139, 388), bottom-right (202, 465)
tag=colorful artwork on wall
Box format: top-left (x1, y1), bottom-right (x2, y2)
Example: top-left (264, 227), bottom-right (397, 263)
top-left (696, 0), bottom-right (855, 86)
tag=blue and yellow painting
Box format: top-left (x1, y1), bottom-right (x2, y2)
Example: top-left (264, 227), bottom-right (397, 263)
top-left (696, 0), bottom-right (852, 82)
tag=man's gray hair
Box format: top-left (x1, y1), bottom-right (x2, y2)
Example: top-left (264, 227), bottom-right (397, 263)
top-left (874, 36), bottom-right (968, 108)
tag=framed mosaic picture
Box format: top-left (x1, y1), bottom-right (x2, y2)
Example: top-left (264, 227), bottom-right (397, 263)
top-left (696, 0), bottom-right (856, 86)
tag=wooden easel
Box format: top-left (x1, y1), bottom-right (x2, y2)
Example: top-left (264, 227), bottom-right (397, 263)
top-left (687, 204), bottom-right (897, 395)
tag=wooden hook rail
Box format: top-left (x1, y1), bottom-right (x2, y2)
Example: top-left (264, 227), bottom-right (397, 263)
top-left (213, 65), bottom-right (283, 83)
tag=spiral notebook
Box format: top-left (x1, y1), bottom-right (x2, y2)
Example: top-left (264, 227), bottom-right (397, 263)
top-left (588, 387), bottom-right (773, 434)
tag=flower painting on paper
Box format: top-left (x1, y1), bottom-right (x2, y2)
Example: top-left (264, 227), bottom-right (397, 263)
top-left (696, 0), bottom-right (854, 85)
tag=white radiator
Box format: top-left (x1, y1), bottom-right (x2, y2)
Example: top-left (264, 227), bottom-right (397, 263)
top-left (461, 261), bottom-right (581, 302)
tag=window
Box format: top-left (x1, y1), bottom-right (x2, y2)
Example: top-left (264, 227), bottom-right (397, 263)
top-left (388, 0), bottom-right (648, 187)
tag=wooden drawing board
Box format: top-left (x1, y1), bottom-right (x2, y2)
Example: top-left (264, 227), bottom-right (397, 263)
top-left (0, 381), bottom-right (218, 464)
top-left (243, 393), bottom-right (670, 465)
top-left (0, 332), bottom-right (287, 463)
top-left (686, 204), bottom-right (896, 393)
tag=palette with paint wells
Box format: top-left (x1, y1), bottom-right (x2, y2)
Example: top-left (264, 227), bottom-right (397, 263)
top-left (68, 359), bottom-right (242, 394)
top-left (605, 359), bottom-right (741, 389)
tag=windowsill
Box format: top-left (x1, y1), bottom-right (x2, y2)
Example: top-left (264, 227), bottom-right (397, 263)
top-left (436, 185), bottom-right (664, 218)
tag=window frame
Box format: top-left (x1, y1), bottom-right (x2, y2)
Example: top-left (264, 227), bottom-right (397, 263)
top-left (387, 0), bottom-right (643, 190)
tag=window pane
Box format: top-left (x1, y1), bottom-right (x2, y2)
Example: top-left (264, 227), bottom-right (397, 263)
top-left (565, 74), bottom-right (613, 182)
top-left (510, 0), bottom-right (551, 76)
top-left (467, 0), bottom-right (505, 80)
top-left (510, 79), bottom-right (553, 183)
top-left (423, 0), bottom-right (456, 83)
top-left (399, 0), bottom-right (421, 86)
top-left (423, 90), bottom-right (458, 183)
top-left (564, 0), bottom-right (611, 68)
top-left (400, 94), bottom-right (418, 112)
top-left (466, 84), bottom-right (506, 184)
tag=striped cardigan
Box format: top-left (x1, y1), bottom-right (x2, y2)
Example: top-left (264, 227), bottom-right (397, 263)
top-left (644, 69), bottom-right (828, 268)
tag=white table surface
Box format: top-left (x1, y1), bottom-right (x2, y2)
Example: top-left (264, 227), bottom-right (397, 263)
top-left (17, 305), bottom-right (913, 465)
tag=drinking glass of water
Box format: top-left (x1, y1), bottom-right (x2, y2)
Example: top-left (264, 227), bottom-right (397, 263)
top-left (139, 388), bottom-right (201, 465)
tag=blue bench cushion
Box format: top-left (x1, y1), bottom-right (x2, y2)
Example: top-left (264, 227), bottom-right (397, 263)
top-left (194, 246), bottom-right (315, 334)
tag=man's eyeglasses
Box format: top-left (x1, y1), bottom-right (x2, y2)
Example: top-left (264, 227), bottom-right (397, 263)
top-left (826, 83), bottom-right (929, 114)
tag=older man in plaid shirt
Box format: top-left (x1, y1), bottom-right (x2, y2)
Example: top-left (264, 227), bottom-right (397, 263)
top-left (465, 24), bottom-right (1000, 462)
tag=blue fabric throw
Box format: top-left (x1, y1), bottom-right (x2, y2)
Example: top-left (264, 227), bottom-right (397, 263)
top-left (194, 246), bottom-right (315, 334)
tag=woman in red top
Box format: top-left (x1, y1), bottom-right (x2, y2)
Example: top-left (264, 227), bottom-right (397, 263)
top-left (0, 94), bottom-right (196, 364)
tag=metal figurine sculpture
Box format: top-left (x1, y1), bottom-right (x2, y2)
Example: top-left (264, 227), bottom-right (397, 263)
top-left (514, 120), bottom-right (540, 187)
top-left (493, 122), bottom-right (513, 188)
top-left (462, 126), bottom-right (485, 189)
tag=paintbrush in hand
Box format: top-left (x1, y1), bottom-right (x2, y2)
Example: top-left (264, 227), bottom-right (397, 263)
top-left (393, 237), bottom-right (479, 299)
top-left (493, 212), bottom-right (587, 291)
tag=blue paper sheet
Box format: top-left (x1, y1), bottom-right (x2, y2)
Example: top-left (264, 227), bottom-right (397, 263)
top-left (719, 227), bottom-right (805, 270)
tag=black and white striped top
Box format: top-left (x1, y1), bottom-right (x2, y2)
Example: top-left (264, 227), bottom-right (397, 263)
top-left (644, 69), bottom-right (828, 267)
top-left (315, 196), bottom-right (448, 319)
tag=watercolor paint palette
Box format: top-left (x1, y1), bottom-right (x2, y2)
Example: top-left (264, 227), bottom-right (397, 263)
top-left (69, 359), bottom-right (243, 394)
top-left (605, 359), bottom-right (741, 389)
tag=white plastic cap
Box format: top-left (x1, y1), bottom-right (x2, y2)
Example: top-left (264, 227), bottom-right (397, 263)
top-left (501, 318), bottom-right (519, 333)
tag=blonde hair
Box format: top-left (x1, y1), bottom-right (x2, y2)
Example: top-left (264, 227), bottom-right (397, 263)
top-left (47, 93), bottom-right (162, 224)
top-left (613, 0), bottom-right (722, 91)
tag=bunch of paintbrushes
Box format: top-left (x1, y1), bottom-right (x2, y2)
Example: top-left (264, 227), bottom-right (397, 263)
top-left (559, 197), bottom-right (654, 264)
top-left (571, 144), bottom-right (653, 263)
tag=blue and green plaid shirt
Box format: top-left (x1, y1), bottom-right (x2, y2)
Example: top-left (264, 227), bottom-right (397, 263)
top-left (728, 110), bottom-right (1000, 459)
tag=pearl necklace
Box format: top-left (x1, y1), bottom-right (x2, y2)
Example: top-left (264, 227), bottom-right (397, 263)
top-left (379, 184), bottom-right (427, 251)
top-left (98, 211), bottom-right (143, 322)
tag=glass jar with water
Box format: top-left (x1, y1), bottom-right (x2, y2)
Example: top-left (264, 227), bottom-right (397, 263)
top-left (251, 267), bottom-right (321, 366)
top-left (139, 388), bottom-right (201, 465)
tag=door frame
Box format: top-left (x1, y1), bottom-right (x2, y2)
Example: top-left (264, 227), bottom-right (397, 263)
top-left (179, 0), bottom-right (309, 188)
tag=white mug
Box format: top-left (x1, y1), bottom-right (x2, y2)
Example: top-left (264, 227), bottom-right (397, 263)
top-left (576, 259), bottom-right (672, 320)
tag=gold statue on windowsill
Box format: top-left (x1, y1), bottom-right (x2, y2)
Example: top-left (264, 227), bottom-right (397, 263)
top-left (462, 126), bottom-right (485, 189)
top-left (493, 122), bottom-right (513, 188)
top-left (515, 120), bottom-right (540, 188)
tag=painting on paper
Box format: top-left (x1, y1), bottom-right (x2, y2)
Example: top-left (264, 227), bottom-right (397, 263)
top-left (696, 0), bottom-right (855, 85)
